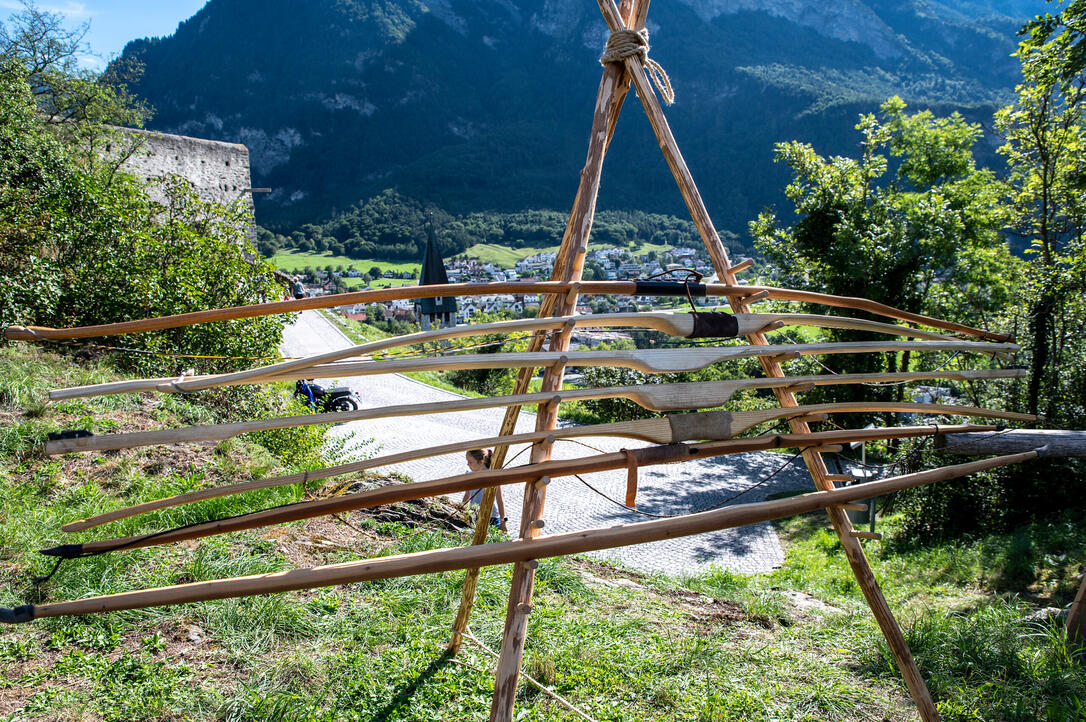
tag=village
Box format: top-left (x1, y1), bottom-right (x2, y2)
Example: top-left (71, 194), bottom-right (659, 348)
top-left (288, 245), bottom-right (726, 329)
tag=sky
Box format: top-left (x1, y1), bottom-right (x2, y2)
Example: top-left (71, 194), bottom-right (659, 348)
top-left (0, 1), bottom-right (207, 69)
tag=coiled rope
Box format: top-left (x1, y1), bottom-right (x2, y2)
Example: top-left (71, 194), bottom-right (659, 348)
top-left (600, 28), bottom-right (675, 105)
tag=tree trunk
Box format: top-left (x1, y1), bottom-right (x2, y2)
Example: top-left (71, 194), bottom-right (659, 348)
top-left (1026, 292), bottom-right (1054, 417)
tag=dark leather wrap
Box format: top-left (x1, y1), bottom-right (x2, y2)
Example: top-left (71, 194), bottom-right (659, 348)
top-left (0, 605), bottom-right (35, 624)
top-left (688, 312), bottom-right (739, 338)
top-left (633, 281), bottom-right (707, 297)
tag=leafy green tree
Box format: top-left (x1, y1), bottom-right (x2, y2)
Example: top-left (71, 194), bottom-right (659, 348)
top-left (443, 310), bottom-right (518, 396)
top-left (0, 1), bottom-right (149, 129)
top-left (884, 8), bottom-right (1086, 539)
top-left (55, 177), bottom-right (287, 374)
top-left (994, 3), bottom-right (1086, 420)
top-left (0, 23), bottom-right (286, 376)
top-left (751, 97), bottom-right (1015, 406)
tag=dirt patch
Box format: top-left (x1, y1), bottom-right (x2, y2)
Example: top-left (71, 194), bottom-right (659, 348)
top-left (262, 514), bottom-right (388, 569)
top-left (343, 476), bottom-right (473, 532)
top-left (570, 558), bottom-right (649, 586)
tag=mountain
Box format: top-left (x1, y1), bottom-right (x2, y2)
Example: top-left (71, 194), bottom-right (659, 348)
top-left (118, 0), bottom-right (1036, 235)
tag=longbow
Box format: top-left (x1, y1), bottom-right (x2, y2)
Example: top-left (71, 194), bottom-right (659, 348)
top-left (112, 310), bottom-right (960, 397)
top-left (4, 280), bottom-right (1011, 342)
top-left (4, 448), bottom-right (1037, 622)
top-left (45, 368), bottom-right (1027, 455)
top-left (19, 449), bottom-right (1039, 623)
top-left (51, 423), bottom-right (999, 553)
top-left (58, 400), bottom-right (1034, 533)
top-left (51, 339), bottom-right (1018, 401)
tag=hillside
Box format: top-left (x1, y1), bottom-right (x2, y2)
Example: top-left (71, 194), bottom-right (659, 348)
top-left (1, 344), bottom-right (1083, 719)
top-left (118, 0), bottom-right (1036, 232)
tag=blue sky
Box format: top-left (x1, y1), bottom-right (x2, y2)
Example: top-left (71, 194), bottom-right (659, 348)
top-left (0, 1), bottom-right (206, 68)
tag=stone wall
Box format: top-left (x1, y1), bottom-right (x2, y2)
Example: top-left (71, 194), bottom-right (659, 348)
top-left (105, 127), bottom-right (257, 221)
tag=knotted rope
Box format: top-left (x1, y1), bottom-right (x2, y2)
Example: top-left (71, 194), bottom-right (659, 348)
top-left (600, 28), bottom-right (675, 105)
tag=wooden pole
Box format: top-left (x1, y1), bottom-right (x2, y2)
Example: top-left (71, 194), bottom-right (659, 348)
top-left (9, 450), bottom-right (1040, 623)
top-left (939, 429), bottom-right (1086, 457)
top-left (593, 0), bottom-right (942, 714)
top-left (452, 0), bottom-right (643, 663)
top-left (492, 7), bottom-right (658, 713)
top-left (1068, 572), bottom-right (1086, 644)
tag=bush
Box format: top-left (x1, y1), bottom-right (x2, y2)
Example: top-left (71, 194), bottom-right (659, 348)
top-left (0, 63), bottom-right (288, 377)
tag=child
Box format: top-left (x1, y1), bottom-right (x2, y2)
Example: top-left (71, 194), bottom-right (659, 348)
top-left (462, 449), bottom-right (507, 531)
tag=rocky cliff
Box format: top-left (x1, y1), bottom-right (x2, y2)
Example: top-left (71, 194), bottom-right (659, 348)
top-left (118, 0), bottom-right (1034, 231)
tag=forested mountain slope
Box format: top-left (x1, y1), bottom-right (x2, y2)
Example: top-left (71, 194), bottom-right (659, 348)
top-left (119, 0), bottom-right (1037, 231)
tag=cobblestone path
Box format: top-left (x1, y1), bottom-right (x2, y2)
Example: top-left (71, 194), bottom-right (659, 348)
top-left (281, 310), bottom-right (822, 574)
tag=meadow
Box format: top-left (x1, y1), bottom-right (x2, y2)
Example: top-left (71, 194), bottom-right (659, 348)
top-left (0, 345), bottom-right (1082, 721)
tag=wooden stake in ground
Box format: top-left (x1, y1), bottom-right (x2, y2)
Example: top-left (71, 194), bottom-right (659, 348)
top-left (1069, 572), bottom-right (1086, 644)
top-left (592, 0), bottom-right (943, 715)
top-left (486, 3), bottom-right (656, 711)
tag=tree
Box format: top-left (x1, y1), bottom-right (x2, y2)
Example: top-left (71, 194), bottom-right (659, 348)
top-left (995, 3), bottom-right (1086, 420)
top-left (0, 14), bottom-right (287, 375)
top-left (750, 97), bottom-right (1015, 406)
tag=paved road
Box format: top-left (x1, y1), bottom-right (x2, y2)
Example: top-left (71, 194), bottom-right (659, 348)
top-left (280, 310), bottom-right (822, 574)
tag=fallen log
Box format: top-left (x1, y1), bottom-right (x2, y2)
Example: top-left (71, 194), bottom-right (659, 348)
top-left (938, 429), bottom-right (1086, 457)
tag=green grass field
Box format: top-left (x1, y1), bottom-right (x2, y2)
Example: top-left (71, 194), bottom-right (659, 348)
top-left (268, 250), bottom-right (420, 288)
top-left (455, 240), bottom-right (675, 267)
top-left (268, 240), bottom-right (682, 283)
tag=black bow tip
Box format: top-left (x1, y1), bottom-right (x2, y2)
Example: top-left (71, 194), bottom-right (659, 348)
top-left (0, 605), bottom-right (35, 624)
top-left (39, 543), bottom-right (83, 559)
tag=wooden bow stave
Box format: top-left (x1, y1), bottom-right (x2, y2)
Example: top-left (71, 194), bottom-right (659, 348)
top-left (5, 280), bottom-right (1012, 342)
top-left (92, 310), bottom-right (959, 398)
top-left (52, 424), bottom-right (997, 555)
top-left (50, 339), bottom-right (1019, 402)
top-left (56, 405), bottom-right (1028, 539)
top-left (13, 446), bottom-right (1038, 622)
top-left (45, 368), bottom-right (1027, 456)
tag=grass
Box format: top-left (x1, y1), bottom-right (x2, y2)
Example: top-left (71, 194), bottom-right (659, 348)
top-left (1, 344), bottom-right (1083, 721)
top-left (456, 240), bottom-right (675, 268)
top-left (268, 250), bottom-right (419, 289)
top-left (457, 242), bottom-right (551, 267)
top-left (271, 239), bottom-right (681, 277)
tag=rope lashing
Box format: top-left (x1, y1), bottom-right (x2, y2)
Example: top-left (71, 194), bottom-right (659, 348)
top-left (599, 28), bottom-right (675, 105)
